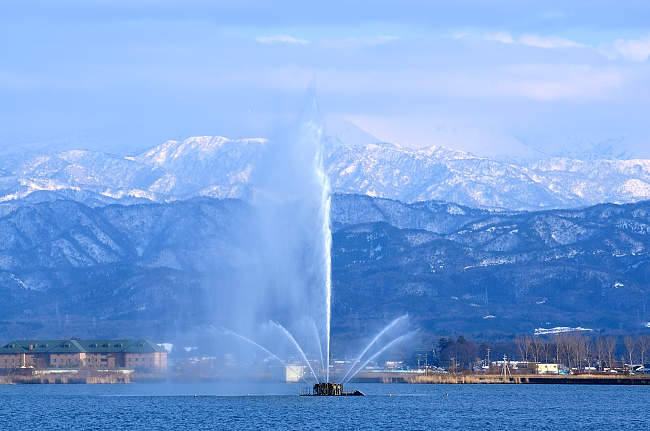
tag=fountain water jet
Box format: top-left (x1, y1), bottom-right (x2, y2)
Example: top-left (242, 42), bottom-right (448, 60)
top-left (218, 327), bottom-right (312, 384)
top-left (307, 100), bottom-right (331, 384)
top-left (309, 318), bottom-right (325, 377)
top-left (318, 163), bottom-right (332, 384)
top-left (341, 314), bottom-right (409, 382)
top-left (343, 330), bottom-right (420, 384)
top-left (213, 97), bottom-right (411, 395)
top-left (269, 321), bottom-right (319, 383)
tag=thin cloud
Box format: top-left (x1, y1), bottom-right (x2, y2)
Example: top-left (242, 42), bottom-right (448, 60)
top-left (255, 35), bottom-right (309, 45)
top-left (519, 34), bottom-right (584, 49)
top-left (598, 36), bottom-right (650, 62)
top-left (448, 31), bottom-right (472, 40)
top-left (466, 32), bottom-right (583, 49)
top-left (481, 32), bottom-right (515, 44)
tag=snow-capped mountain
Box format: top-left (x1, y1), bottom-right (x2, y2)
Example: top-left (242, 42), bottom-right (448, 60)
top-left (410, 124), bottom-right (650, 163)
top-left (327, 144), bottom-right (650, 208)
top-left (134, 136), bottom-right (265, 193)
top-left (518, 133), bottom-right (650, 162)
top-left (2, 135), bottom-right (650, 211)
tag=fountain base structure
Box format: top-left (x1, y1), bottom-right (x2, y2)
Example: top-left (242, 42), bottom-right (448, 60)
top-left (299, 383), bottom-right (363, 396)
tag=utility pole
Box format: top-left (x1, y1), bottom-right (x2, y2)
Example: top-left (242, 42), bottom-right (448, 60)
top-left (486, 348), bottom-right (491, 371)
top-left (501, 354), bottom-right (512, 380)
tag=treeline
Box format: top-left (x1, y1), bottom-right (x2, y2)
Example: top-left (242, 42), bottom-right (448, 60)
top-left (433, 333), bottom-right (650, 372)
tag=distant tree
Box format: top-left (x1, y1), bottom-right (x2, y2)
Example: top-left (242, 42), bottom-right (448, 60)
top-left (437, 336), bottom-right (478, 371)
top-left (583, 337), bottom-right (594, 373)
top-left (456, 336), bottom-right (479, 369)
top-left (437, 337), bottom-right (454, 369)
top-left (624, 336), bottom-right (636, 367)
top-left (515, 335), bottom-right (527, 362)
top-left (532, 336), bottom-right (545, 365)
top-left (548, 338), bottom-right (560, 365)
top-left (478, 342), bottom-right (490, 363)
top-left (569, 334), bottom-right (583, 372)
top-left (542, 339), bottom-right (554, 364)
top-left (555, 334), bottom-right (572, 369)
top-left (605, 337), bottom-right (617, 369)
top-left (524, 335), bottom-right (533, 363)
top-left (638, 335), bottom-right (650, 367)
top-left (595, 337), bottom-right (606, 371)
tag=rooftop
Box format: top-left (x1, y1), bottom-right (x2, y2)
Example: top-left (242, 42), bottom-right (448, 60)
top-left (0, 339), bottom-right (167, 355)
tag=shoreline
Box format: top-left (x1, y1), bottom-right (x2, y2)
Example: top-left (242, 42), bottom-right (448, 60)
top-left (351, 372), bottom-right (650, 385)
top-left (0, 372), bottom-right (131, 384)
top-left (2, 371), bottom-right (650, 385)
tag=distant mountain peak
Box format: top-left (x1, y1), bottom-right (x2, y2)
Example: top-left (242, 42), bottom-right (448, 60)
top-left (322, 118), bottom-right (381, 148)
top-left (136, 136), bottom-right (268, 166)
top-left (2, 132), bottom-right (650, 211)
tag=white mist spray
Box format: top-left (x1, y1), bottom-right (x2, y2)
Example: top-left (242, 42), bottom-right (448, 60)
top-left (215, 95), bottom-right (411, 388)
top-left (314, 139), bottom-right (332, 382)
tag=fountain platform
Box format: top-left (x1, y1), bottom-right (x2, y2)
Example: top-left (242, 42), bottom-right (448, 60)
top-left (299, 383), bottom-right (363, 396)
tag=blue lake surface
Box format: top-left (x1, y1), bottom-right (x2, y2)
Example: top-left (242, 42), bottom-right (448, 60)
top-left (1, 382), bottom-right (648, 430)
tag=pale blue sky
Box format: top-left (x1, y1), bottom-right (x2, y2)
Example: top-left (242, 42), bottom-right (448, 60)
top-left (1, 1), bottom-right (649, 156)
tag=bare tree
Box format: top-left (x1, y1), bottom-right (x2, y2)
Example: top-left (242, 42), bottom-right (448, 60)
top-left (515, 335), bottom-right (527, 362)
top-left (583, 337), bottom-right (594, 374)
top-left (564, 333), bottom-right (586, 373)
top-left (638, 335), bottom-right (650, 367)
top-left (532, 336), bottom-right (545, 366)
top-left (573, 334), bottom-right (587, 373)
top-left (624, 336), bottom-right (637, 369)
top-left (605, 337), bottom-right (617, 369)
top-left (595, 337), bottom-right (605, 371)
top-left (554, 334), bottom-right (569, 369)
top-left (551, 335), bottom-right (561, 365)
top-left (524, 335), bottom-right (533, 363)
top-left (543, 339), bottom-right (553, 364)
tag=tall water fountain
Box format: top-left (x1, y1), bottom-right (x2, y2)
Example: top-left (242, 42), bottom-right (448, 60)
top-left (217, 99), bottom-right (414, 393)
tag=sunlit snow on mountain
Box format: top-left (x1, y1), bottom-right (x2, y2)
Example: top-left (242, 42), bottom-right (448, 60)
top-left (1, 121), bottom-right (650, 211)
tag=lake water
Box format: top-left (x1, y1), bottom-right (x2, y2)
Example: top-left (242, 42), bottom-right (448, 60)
top-left (1, 382), bottom-right (648, 430)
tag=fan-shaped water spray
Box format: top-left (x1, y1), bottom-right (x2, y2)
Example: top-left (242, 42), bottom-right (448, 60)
top-left (341, 314), bottom-right (409, 382)
top-left (309, 318), bottom-right (325, 376)
top-left (217, 327), bottom-right (312, 384)
top-left (269, 321), bottom-right (319, 382)
top-left (343, 330), bottom-right (419, 384)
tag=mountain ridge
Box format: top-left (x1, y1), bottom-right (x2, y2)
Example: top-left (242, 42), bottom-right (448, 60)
top-left (1, 194), bottom-right (649, 340)
top-left (2, 136), bottom-right (650, 212)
